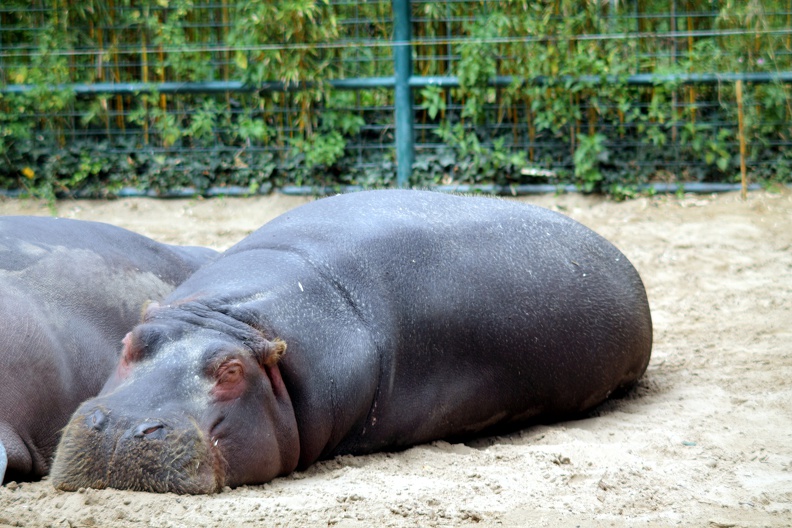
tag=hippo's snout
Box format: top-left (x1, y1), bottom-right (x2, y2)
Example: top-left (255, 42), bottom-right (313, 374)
top-left (51, 404), bottom-right (222, 494)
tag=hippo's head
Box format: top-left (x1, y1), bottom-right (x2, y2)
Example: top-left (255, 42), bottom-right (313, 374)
top-left (50, 300), bottom-right (299, 494)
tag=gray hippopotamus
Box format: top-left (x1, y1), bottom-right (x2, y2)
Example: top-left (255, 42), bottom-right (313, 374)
top-left (51, 190), bottom-right (652, 494)
top-left (0, 216), bottom-right (217, 483)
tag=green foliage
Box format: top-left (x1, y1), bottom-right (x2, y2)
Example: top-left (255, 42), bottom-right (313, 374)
top-left (455, 14), bottom-right (504, 122)
top-left (0, 0), bottom-right (790, 197)
top-left (290, 131), bottom-right (345, 170)
top-left (573, 134), bottom-right (608, 192)
top-left (414, 0), bottom-right (791, 192)
top-left (679, 123), bottom-right (732, 172)
top-left (419, 86), bottom-right (446, 120)
top-left (237, 116), bottom-right (274, 144)
top-left (417, 123), bottom-right (529, 185)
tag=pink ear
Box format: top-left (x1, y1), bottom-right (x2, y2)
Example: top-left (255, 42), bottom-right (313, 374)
top-left (113, 332), bottom-right (135, 380)
top-left (121, 331), bottom-right (134, 356)
top-left (121, 331), bottom-right (144, 365)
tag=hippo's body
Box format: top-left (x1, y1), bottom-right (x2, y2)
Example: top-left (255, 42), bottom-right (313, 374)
top-left (52, 190), bottom-right (652, 493)
top-left (0, 216), bottom-right (217, 483)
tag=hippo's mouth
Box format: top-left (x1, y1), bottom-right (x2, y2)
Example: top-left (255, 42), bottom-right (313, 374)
top-left (51, 409), bottom-right (225, 494)
top-left (206, 421), bottom-right (230, 490)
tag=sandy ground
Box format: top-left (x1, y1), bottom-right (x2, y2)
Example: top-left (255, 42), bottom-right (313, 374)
top-left (0, 189), bottom-right (790, 527)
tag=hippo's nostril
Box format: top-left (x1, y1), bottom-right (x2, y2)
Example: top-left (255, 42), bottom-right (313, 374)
top-left (86, 409), bottom-right (107, 431)
top-left (133, 421), bottom-right (167, 440)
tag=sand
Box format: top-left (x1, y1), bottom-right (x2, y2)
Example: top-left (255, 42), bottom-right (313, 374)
top-left (0, 189), bottom-right (790, 527)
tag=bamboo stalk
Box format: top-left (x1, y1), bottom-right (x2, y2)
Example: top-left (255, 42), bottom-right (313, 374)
top-left (512, 105), bottom-right (518, 145)
top-left (260, 98), bottom-right (267, 147)
top-left (49, 0), bottom-right (64, 147)
top-left (736, 80), bottom-right (748, 201)
top-left (109, 0), bottom-right (124, 131)
top-left (65, 0), bottom-right (74, 82)
top-left (285, 95), bottom-right (293, 144)
top-left (688, 88), bottom-right (696, 122)
top-left (635, 0), bottom-right (642, 68)
top-left (445, 2), bottom-right (453, 77)
top-left (670, 0), bottom-right (678, 151)
top-left (221, 0), bottom-right (231, 108)
top-left (526, 96), bottom-right (535, 162)
top-left (93, 22), bottom-right (111, 138)
top-left (157, 9), bottom-right (166, 113)
top-left (141, 12), bottom-right (149, 145)
top-left (63, 0), bottom-right (72, 147)
top-left (787, 0), bottom-right (791, 52)
top-left (275, 97), bottom-right (284, 152)
top-left (570, 91), bottom-right (577, 158)
top-left (96, 24), bottom-right (104, 80)
top-left (687, 4), bottom-right (696, 123)
top-left (221, 0), bottom-right (230, 82)
top-left (419, 90), bottom-right (427, 144)
top-left (158, 45), bottom-right (166, 112)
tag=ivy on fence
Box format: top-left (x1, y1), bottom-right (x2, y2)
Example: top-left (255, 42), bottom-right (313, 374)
top-left (0, 0), bottom-right (790, 199)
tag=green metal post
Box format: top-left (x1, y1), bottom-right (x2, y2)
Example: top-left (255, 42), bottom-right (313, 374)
top-left (393, 0), bottom-right (414, 188)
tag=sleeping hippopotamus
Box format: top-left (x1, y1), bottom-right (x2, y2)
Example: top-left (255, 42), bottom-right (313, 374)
top-left (51, 190), bottom-right (652, 494)
top-left (0, 216), bottom-right (217, 483)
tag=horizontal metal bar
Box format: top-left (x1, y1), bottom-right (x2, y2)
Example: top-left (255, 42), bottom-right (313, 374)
top-left (0, 78), bottom-right (397, 95)
top-left (216, 182), bottom-right (761, 198)
top-left (1, 27), bottom-right (791, 58)
top-left (421, 182), bottom-right (765, 195)
top-left (0, 182), bottom-right (770, 200)
top-left (4, 72), bottom-right (790, 96)
top-left (259, 77), bottom-right (397, 91)
top-left (412, 72), bottom-right (792, 88)
top-left (1, 81), bottom-right (255, 95)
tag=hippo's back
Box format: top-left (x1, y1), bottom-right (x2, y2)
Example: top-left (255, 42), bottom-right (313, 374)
top-left (225, 191), bottom-right (652, 455)
top-left (0, 216), bottom-right (214, 283)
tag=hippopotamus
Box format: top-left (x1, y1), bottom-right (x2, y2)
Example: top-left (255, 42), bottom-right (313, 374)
top-left (51, 190), bottom-right (652, 494)
top-left (0, 216), bottom-right (217, 484)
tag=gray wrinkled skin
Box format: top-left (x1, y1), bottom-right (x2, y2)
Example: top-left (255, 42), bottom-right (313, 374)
top-left (0, 216), bottom-right (217, 483)
top-left (52, 190), bottom-right (652, 494)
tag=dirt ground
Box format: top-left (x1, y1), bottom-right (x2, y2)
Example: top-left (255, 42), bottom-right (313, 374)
top-left (0, 189), bottom-right (790, 527)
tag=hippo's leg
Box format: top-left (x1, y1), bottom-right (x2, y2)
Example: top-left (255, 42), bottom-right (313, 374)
top-left (0, 422), bottom-right (31, 483)
top-left (0, 439), bottom-right (6, 483)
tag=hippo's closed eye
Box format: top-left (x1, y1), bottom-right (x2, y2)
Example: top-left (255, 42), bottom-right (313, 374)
top-left (211, 358), bottom-right (247, 401)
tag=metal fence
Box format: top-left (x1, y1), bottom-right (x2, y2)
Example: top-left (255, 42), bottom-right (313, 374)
top-left (1, 1), bottom-right (791, 196)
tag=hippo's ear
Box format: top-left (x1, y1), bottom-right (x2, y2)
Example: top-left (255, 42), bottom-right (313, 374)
top-left (122, 331), bottom-right (146, 362)
top-left (117, 331), bottom-right (144, 379)
top-left (254, 337), bottom-right (287, 368)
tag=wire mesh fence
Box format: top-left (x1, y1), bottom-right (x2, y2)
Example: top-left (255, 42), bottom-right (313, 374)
top-left (0, 0), bottom-right (790, 197)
